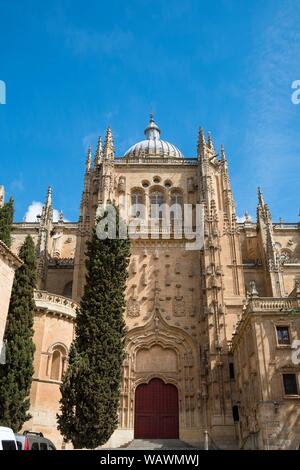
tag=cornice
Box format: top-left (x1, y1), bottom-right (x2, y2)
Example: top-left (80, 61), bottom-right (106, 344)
top-left (0, 239), bottom-right (23, 270)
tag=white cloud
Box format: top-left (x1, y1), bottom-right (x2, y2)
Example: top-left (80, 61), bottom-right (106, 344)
top-left (24, 201), bottom-right (43, 222)
top-left (24, 202), bottom-right (68, 223)
top-left (53, 209), bottom-right (60, 223)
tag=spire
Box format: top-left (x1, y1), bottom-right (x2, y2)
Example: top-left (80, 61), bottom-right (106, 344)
top-left (220, 144), bottom-right (226, 162)
top-left (207, 131), bottom-right (215, 152)
top-left (257, 186), bottom-right (265, 207)
top-left (45, 185), bottom-right (52, 210)
top-left (197, 127), bottom-right (206, 159)
top-left (257, 186), bottom-right (272, 225)
top-left (104, 127), bottom-right (115, 160)
top-left (94, 136), bottom-right (103, 166)
top-left (86, 146), bottom-right (92, 171)
top-left (40, 185), bottom-right (53, 225)
top-left (144, 114), bottom-right (161, 141)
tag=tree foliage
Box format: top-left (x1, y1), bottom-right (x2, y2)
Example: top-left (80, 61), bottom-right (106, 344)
top-left (0, 197), bottom-right (14, 248)
top-left (58, 206), bottom-right (130, 448)
top-left (0, 235), bottom-right (37, 431)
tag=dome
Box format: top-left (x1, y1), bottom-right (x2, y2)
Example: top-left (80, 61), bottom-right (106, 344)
top-left (124, 115), bottom-right (183, 159)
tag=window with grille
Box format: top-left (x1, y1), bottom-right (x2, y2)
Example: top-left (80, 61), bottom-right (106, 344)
top-left (131, 192), bottom-right (144, 218)
top-left (276, 326), bottom-right (290, 345)
top-left (149, 191), bottom-right (165, 220)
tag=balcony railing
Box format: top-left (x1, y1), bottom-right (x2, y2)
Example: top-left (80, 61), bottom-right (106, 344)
top-left (114, 157), bottom-right (198, 166)
top-left (247, 297), bottom-right (300, 313)
top-left (34, 290), bottom-right (78, 319)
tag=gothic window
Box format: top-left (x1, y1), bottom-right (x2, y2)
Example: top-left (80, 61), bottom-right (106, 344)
top-left (149, 190), bottom-right (165, 220)
top-left (276, 325), bottom-right (290, 345)
top-left (171, 191), bottom-right (183, 207)
top-left (283, 373), bottom-right (298, 395)
top-left (131, 191), bottom-right (144, 218)
top-left (170, 191), bottom-right (183, 226)
top-left (49, 345), bottom-right (67, 381)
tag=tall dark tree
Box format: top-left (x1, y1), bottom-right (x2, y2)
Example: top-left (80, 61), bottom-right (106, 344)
top-left (0, 235), bottom-right (37, 431)
top-left (57, 205), bottom-right (130, 449)
top-left (0, 197), bottom-right (14, 248)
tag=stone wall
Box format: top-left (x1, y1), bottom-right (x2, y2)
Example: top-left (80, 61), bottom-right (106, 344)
top-left (232, 296), bottom-right (300, 449)
top-left (23, 291), bottom-right (77, 448)
top-left (0, 240), bottom-right (22, 346)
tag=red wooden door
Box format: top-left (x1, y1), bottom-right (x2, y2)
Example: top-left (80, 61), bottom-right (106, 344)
top-left (134, 378), bottom-right (179, 439)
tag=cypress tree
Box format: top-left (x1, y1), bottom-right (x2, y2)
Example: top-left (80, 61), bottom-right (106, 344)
top-left (57, 205), bottom-right (130, 449)
top-left (0, 235), bottom-right (37, 431)
top-left (0, 197), bottom-right (14, 248)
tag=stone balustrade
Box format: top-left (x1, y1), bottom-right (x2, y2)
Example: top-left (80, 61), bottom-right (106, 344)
top-left (115, 157), bottom-right (198, 166)
top-left (34, 290), bottom-right (78, 319)
top-left (247, 296), bottom-right (300, 313)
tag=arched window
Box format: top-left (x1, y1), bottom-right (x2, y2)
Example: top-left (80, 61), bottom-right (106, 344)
top-left (170, 191), bottom-right (183, 228)
top-left (131, 191), bottom-right (144, 218)
top-left (49, 345), bottom-right (67, 381)
top-left (170, 191), bottom-right (183, 213)
top-left (149, 190), bottom-right (165, 220)
top-left (171, 191), bottom-right (183, 205)
top-left (50, 350), bottom-right (61, 380)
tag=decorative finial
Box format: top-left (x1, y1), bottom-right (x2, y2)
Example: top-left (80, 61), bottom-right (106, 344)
top-left (220, 144), bottom-right (226, 161)
top-left (197, 127), bottom-right (206, 159)
top-left (207, 131), bottom-right (215, 151)
top-left (144, 115), bottom-right (160, 141)
top-left (86, 146), bottom-right (92, 171)
top-left (244, 210), bottom-right (250, 222)
top-left (40, 185), bottom-right (53, 224)
top-left (248, 280), bottom-right (259, 298)
top-left (94, 136), bottom-right (103, 166)
top-left (104, 127), bottom-right (115, 160)
top-left (46, 186), bottom-right (52, 207)
top-left (257, 186), bottom-right (265, 206)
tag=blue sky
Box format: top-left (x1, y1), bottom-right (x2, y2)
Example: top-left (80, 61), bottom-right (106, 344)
top-left (0, 0), bottom-right (299, 222)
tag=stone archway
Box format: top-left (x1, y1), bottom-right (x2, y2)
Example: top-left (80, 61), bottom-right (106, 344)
top-left (119, 304), bottom-right (202, 443)
top-left (134, 378), bottom-right (179, 439)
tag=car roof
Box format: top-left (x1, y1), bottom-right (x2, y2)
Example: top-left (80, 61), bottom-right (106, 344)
top-left (0, 426), bottom-right (15, 435)
top-left (15, 433), bottom-right (55, 445)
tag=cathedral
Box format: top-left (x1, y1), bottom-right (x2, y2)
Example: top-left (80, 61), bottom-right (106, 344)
top-left (6, 115), bottom-right (300, 449)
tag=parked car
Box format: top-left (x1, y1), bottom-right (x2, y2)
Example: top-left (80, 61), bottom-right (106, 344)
top-left (0, 426), bottom-right (17, 450)
top-left (15, 431), bottom-right (56, 450)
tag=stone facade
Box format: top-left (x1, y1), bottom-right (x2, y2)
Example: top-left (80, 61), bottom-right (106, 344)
top-left (7, 116), bottom-right (300, 449)
top-left (0, 240), bottom-right (22, 347)
top-left (231, 292), bottom-right (300, 449)
top-left (23, 290), bottom-right (77, 448)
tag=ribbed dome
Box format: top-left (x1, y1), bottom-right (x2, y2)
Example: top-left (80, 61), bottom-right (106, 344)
top-left (124, 115), bottom-right (183, 159)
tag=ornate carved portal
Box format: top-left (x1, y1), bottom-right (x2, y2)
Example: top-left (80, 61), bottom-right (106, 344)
top-left (119, 303), bottom-right (202, 434)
